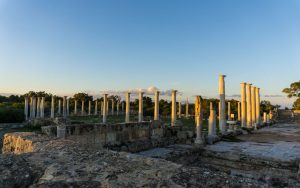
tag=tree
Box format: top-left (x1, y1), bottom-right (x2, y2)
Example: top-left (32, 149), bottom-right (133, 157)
top-left (282, 81), bottom-right (300, 98)
top-left (293, 98), bottom-right (300, 110)
top-left (260, 100), bottom-right (275, 112)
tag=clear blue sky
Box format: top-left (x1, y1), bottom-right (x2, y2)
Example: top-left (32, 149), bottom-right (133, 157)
top-left (0, 0), bottom-right (299, 106)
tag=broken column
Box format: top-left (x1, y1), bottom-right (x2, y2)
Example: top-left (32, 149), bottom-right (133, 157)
top-left (88, 100), bottom-right (91, 115)
top-left (227, 101), bottom-right (231, 120)
top-left (240, 82), bottom-right (246, 127)
top-left (208, 102), bottom-right (216, 136)
top-left (111, 99), bottom-right (114, 115)
top-left (103, 94), bottom-right (108, 123)
top-left (138, 92), bottom-right (143, 122)
top-left (195, 96), bottom-right (203, 144)
top-left (263, 112), bottom-right (267, 124)
top-left (219, 75), bottom-right (226, 133)
top-left (186, 97), bottom-right (189, 118)
top-left (58, 99), bottom-right (61, 115)
top-left (238, 102), bottom-right (241, 121)
top-left (171, 90), bottom-right (177, 126)
top-left (81, 100), bottom-right (84, 116)
top-left (63, 96), bottom-right (67, 119)
top-left (154, 91), bottom-right (160, 121)
top-left (94, 100), bottom-right (98, 115)
top-left (125, 92), bottom-right (130, 123)
top-left (24, 97), bottom-right (28, 121)
top-left (51, 96), bottom-right (55, 118)
top-left (74, 100), bottom-right (77, 115)
top-left (246, 83), bottom-right (252, 128)
top-left (67, 98), bottom-right (69, 116)
top-left (36, 97), bottom-right (41, 118)
top-left (255, 87), bottom-right (261, 126)
top-left (251, 86), bottom-right (256, 128)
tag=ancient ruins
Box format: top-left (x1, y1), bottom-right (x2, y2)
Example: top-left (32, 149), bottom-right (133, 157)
top-left (1, 75), bottom-right (300, 187)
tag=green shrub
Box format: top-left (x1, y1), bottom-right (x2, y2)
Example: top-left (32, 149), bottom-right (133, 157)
top-left (0, 107), bottom-right (24, 123)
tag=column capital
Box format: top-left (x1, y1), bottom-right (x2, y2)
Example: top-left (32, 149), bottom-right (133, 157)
top-left (219, 74), bottom-right (226, 78)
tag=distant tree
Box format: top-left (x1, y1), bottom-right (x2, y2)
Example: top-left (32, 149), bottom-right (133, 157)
top-left (293, 98), bottom-right (300, 110)
top-left (260, 100), bottom-right (275, 112)
top-left (282, 81), bottom-right (300, 98)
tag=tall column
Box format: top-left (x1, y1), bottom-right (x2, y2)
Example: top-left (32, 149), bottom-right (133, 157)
top-left (103, 94), bottom-right (108, 123)
top-left (106, 101), bottom-right (109, 115)
top-left (32, 97), bottom-right (37, 118)
top-left (171, 90), bottom-right (177, 126)
top-left (195, 96), bottom-right (203, 144)
top-left (51, 96), bottom-right (55, 118)
top-left (81, 100), bottom-right (84, 116)
top-left (246, 83), bottom-right (252, 128)
top-left (36, 97), bottom-right (41, 118)
top-left (178, 101), bottom-right (181, 118)
top-left (251, 86), bottom-right (257, 128)
top-left (219, 75), bottom-right (226, 133)
top-left (88, 101), bottom-right (91, 115)
top-left (227, 101), bottom-right (231, 120)
top-left (94, 100), bottom-right (98, 115)
top-left (208, 102), bottom-right (216, 136)
top-left (125, 92), bottom-right (130, 123)
top-left (185, 97), bottom-right (189, 118)
top-left (40, 97), bottom-right (45, 118)
top-left (58, 99), bottom-right (61, 115)
top-left (67, 98), bottom-right (70, 116)
top-left (154, 91), bottom-right (160, 121)
top-left (74, 100), bottom-right (77, 115)
top-left (255, 88), bottom-right (261, 126)
top-left (24, 97), bottom-right (28, 121)
top-left (138, 92), bottom-right (144, 122)
top-left (117, 101), bottom-right (119, 116)
top-left (240, 83), bottom-right (246, 127)
top-left (237, 102), bottom-right (241, 121)
top-left (111, 99), bottom-right (114, 116)
top-left (30, 97), bottom-right (33, 119)
top-left (63, 96), bottom-right (67, 119)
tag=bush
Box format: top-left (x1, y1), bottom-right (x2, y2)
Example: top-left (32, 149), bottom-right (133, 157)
top-left (0, 107), bottom-right (24, 123)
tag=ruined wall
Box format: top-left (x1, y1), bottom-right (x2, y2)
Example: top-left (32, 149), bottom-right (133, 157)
top-left (2, 132), bottom-right (34, 154)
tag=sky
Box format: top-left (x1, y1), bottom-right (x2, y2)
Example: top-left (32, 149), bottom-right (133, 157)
top-left (0, 0), bottom-right (299, 107)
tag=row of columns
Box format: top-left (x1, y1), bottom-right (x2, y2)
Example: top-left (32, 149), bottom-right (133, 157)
top-left (24, 97), bottom-right (45, 120)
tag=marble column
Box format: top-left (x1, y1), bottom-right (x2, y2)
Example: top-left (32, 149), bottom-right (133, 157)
top-left (255, 88), bottom-right (261, 126)
top-left (185, 97), bottom-right (189, 118)
top-left (263, 112), bottom-right (267, 124)
top-left (74, 100), bottom-right (77, 115)
top-left (81, 100), bottom-right (84, 116)
top-left (40, 97), bottom-right (45, 118)
top-left (178, 101), bottom-right (181, 118)
top-left (63, 96), bottom-right (67, 119)
top-left (103, 94), bottom-right (108, 123)
top-left (94, 100), bottom-right (98, 115)
top-left (138, 92), bottom-right (144, 122)
top-left (117, 101), bottom-right (119, 116)
top-left (36, 97), bottom-right (41, 118)
top-left (219, 75), bottom-right (226, 132)
top-left (227, 101), bottom-right (231, 120)
top-left (67, 98), bottom-right (70, 116)
top-left (246, 83), bottom-right (252, 128)
top-left (32, 97), bottom-right (37, 118)
top-left (171, 90), bottom-right (177, 126)
top-left (238, 102), bottom-right (241, 121)
top-left (240, 83), bottom-right (246, 127)
top-left (51, 96), bottom-right (55, 118)
top-left (125, 92), bottom-right (130, 123)
top-left (24, 97), bottom-right (28, 121)
top-left (111, 99), bottom-right (114, 116)
top-left (195, 96), bottom-right (203, 144)
top-left (58, 99), bottom-right (61, 115)
top-left (88, 101), bottom-right (91, 115)
top-left (106, 101), bottom-right (109, 115)
top-left (251, 86), bottom-right (256, 128)
top-left (154, 91), bottom-right (160, 121)
top-left (208, 102), bottom-right (216, 136)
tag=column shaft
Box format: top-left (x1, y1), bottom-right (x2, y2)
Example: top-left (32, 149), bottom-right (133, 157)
top-left (138, 92), bottom-right (143, 122)
top-left (171, 90), bottom-right (177, 126)
top-left (103, 94), bottom-right (108, 123)
top-left (251, 86), bottom-right (256, 127)
top-left (125, 92), bottom-right (130, 123)
top-left (51, 96), bottom-right (55, 118)
top-left (219, 75), bottom-right (226, 132)
top-left (154, 91), bottom-right (160, 120)
top-left (255, 88), bottom-right (261, 125)
top-left (246, 83), bottom-right (252, 128)
top-left (240, 83), bottom-right (246, 127)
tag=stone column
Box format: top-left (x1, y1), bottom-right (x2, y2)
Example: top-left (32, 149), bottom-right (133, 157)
top-left (117, 101), bottom-right (119, 116)
top-left (36, 97), bottom-right (41, 118)
top-left (138, 92), bottom-right (144, 122)
top-left (32, 97), bottom-right (37, 118)
top-left (94, 100), bottom-right (98, 115)
top-left (240, 83), bottom-right (246, 127)
top-left (263, 112), bottom-right (267, 124)
top-left (267, 114), bottom-right (270, 124)
top-left (88, 101), bottom-right (91, 115)
top-left (67, 98), bottom-right (70, 116)
top-left (51, 96), bottom-right (55, 118)
top-left (63, 96), bottom-right (67, 119)
top-left (227, 101), bottom-right (231, 120)
top-left (178, 101), bottom-right (181, 118)
top-left (219, 75), bottom-right (226, 133)
top-left (238, 102), bottom-right (241, 121)
top-left (40, 97), bottom-right (45, 118)
top-left (58, 99), bottom-right (61, 115)
top-left (186, 97), bottom-right (189, 118)
top-left (24, 97), bottom-right (28, 121)
top-left (122, 102), bottom-right (124, 114)
top-left (103, 94), bottom-right (108, 123)
top-left (81, 100), bottom-right (84, 116)
top-left (106, 101), bottom-right (109, 115)
top-left (171, 90), bottom-right (177, 126)
top-left (125, 92), bottom-right (130, 123)
top-left (251, 86), bottom-right (256, 128)
top-left (111, 99), bottom-right (114, 116)
top-left (154, 91), bottom-right (160, 121)
top-left (208, 102), bottom-right (216, 136)
top-left (100, 101), bottom-right (103, 116)
top-left (74, 100), bottom-right (77, 115)
top-left (246, 83), bottom-right (252, 128)
top-left (195, 96), bottom-right (203, 144)
top-left (255, 88), bottom-right (261, 126)
top-left (30, 97), bottom-right (33, 119)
